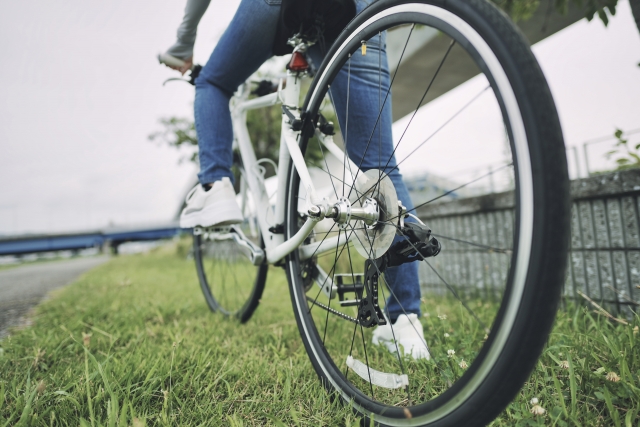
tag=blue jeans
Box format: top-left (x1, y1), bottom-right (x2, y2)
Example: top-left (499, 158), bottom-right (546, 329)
top-left (194, 0), bottom-right (420, 320)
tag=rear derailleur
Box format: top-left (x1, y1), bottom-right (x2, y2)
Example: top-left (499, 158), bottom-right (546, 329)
top-left (340, 221), bottom-right (441, 327)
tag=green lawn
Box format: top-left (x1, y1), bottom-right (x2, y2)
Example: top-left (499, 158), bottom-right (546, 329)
top-left (1, 241), bottom-right (638, 426)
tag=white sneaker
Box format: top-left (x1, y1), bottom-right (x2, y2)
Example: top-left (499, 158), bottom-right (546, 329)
top-left (179, 178), bottom-right (243, 228)
top-left (372, 314), bottom-right (430, 360)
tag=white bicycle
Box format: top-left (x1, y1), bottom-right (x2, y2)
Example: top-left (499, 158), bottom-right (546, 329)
top-left (160, 0), bottom-right (570, 424)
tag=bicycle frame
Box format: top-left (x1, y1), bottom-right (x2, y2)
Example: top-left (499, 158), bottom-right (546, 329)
top-left (230, 70), bottom-right (363, 265)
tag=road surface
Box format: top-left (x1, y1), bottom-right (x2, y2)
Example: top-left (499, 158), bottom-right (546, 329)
top-left (0, 256), bottom-right (108, 339)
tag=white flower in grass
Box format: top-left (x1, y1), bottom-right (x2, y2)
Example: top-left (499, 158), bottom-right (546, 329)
top-left (447, 349), bottom-right (455, 358)
top-left (606, 372), bottom-right (620, 382)
top-left (459, 360), bottom-right (468, 369)
top-left (530, 404), bottom-right (546, 416)
top-left (423, 312), bottom-right (430, 318)
top-left (529, 397), bottom-right (539, 405)
top-left (558, 360), bottom-right (569, 369)
top-left (634, 326), bottom-right (638, 335)
top-left (438, 314), bottom-right (447, 320)
top-left (444, 333), bottom-right (450, 338)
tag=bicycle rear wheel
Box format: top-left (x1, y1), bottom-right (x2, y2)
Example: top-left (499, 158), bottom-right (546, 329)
top-left (284, 0), bottom-right (570, 425)
top-left (193, 160), bottom-right (268, 323)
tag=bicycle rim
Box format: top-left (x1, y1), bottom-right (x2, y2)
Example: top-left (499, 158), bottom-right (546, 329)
top-left (284, 0), bottom-right (570, 425)
top-left (193, 162), bottom-right (267, 323)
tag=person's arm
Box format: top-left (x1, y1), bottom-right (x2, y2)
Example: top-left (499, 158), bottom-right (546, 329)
top-left (165, 0), bottom-right (212, 61)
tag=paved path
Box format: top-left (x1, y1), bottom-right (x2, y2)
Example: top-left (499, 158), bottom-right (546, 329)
top-left (0, 256), bottom-right (109, 339)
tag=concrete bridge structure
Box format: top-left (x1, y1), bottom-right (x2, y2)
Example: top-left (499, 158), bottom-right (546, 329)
top-left (387, 2), bottom-right (588, 120)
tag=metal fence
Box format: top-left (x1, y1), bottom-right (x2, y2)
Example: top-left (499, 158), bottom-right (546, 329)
top-left (415, 169), bottom-right (640, 314)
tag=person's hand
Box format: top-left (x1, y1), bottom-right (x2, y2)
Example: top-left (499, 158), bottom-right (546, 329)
top-left (165, 56), bottom-right (193, 75)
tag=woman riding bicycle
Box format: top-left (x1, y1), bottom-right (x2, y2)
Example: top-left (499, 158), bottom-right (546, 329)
top-left (161, 0), bottom-right (430, 359)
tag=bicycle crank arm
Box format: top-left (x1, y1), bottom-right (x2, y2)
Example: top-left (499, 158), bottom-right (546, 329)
top-left (229, 226), bottom-right (265, 266)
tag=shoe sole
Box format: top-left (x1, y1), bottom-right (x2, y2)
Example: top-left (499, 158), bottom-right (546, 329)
top-left (180, 202), bottom-right (243, 228)
top-left (372, 337), bottom-right (431, 360)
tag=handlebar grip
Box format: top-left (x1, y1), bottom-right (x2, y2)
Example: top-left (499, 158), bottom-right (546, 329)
top-left (158, 53), bottom-right (187, 68)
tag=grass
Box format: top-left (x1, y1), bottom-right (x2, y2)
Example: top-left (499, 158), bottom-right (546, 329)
top-left (0, 240), bottom-right (638, 426)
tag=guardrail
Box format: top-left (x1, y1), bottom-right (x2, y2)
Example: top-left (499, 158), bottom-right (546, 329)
top-left (0, 224), bottom-right (185, 256)
top-left (416, 169), bottom-right (640, 315)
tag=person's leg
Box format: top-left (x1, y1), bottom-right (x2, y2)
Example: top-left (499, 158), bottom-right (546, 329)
top-left (194, 0), bottom-right (282, 186)
top-left (309, 0), bottom-right (421, 322)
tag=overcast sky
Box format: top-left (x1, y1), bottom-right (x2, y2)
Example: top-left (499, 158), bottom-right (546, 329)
top-left (1, 0), bottom-right (639, 236)
top-left (394, 0), bottom-right (640, 184)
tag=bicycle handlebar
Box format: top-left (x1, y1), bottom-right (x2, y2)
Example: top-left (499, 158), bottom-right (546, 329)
top-left (158, 53), bottom-right (202, 85)
top-left (157, 52), bottom-right (189, 69)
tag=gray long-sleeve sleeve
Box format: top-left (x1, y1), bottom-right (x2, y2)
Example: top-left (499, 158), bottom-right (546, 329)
top-left (165, 0), bottom-right (212, 59)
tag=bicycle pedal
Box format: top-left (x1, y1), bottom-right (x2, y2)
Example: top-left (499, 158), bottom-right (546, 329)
top-left (386, 222), bottom-right (441, 267)
top-left (195, 225), bottom-right (233, 235)
top-left (335, 273), bottom-right (365, 305)
top-left (339, 299), bottom-right (360, 307)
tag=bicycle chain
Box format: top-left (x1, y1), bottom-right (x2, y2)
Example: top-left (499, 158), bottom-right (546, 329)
top-left (306, 297), bottom-right (359, 324)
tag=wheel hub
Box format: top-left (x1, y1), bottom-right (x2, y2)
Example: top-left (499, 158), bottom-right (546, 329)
top-left (307, 170), bottom-right (399, 259)
top-left (332, 196), bottom-right (380, 230)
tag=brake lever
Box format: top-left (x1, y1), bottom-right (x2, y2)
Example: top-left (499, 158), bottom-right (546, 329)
top-left (162, 65), bottom-right (202, 86)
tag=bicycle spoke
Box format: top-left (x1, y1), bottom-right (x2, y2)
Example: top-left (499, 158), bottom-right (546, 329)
top-left (431, 233), bottom-right (512, 255)
top-left (349, 37), bottom-right (459, 207)
top-left (218, 248), bottom-right (232, 311)
top-left (380, 40), bottom-right (456, 180)
top-left (309, 163), bottom-right (368, 202)
top-left (387, 221), bottom-right (489, 332)
top-left (347, 86), bottom-right (494, 212)
top-left (283, 1), bottom-right (569, 419)
top-left (378, 31), bottom-right (382, 173)
top-left (391, 86), bottom-right (492, 177)
top-left (304, 222), bottom-right (338, 263)
top-left (354, 220), bottom-right (412, 403)
top-left (347, 24), bottom-right (416, 199)
top-left (322, 228), bottom-right (344, 344)
top-left (346, 221), bottom-right (451, 397)
top-left (307, 225), bottom-right (358, 315)
top-left (387, 162), bottom-right (513, 222)
top-left (343, 54), bottom-right (351, 197)
top-left (343, 227), bottom-right (370, 383)
top-left (346, 320), bottom-right (359, 380)
top-left (377, 282), bottom-right (413, 403)
top-left (359, 321), bottom-right (376, 399)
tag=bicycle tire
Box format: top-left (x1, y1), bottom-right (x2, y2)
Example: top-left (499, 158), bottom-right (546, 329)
top-left (193, 160), bottom-right (268, 323)
top-left (284, 0), bottom-right (570, 425)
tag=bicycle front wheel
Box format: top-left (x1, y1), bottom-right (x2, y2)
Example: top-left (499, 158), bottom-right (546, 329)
top-left (284, 0), bottom-right (570, 425)
top-left (193, 159), bottom-right (268, 323)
